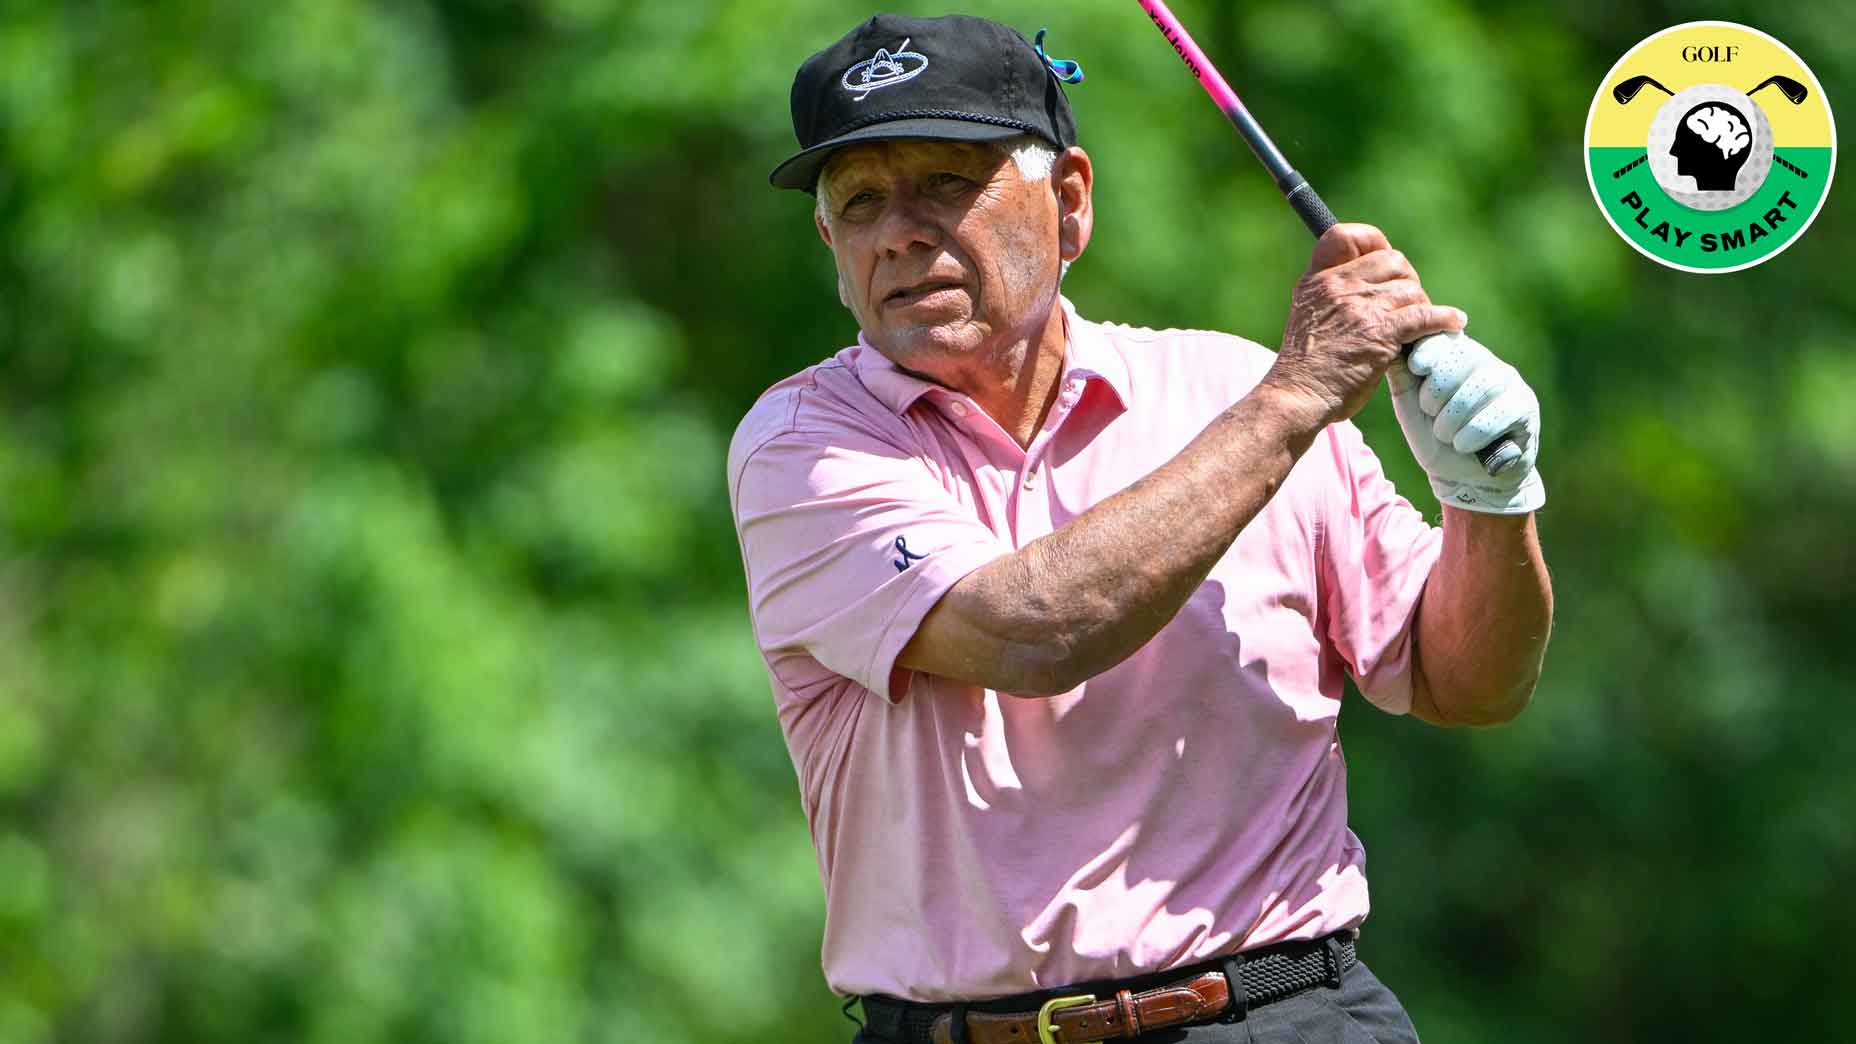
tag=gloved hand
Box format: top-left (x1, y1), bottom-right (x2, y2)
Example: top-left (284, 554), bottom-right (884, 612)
top-left (1388, 331), bottom-right (1545, 514)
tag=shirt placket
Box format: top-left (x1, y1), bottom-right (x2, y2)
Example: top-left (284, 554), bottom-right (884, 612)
top-left (1012, 373), bottom-right (1087, 543)
top-left (936, 395), bottom-right (1027, 543)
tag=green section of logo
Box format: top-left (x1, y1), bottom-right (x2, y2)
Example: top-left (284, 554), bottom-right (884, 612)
top-left (1589, 147), bottom-right (1831, 269)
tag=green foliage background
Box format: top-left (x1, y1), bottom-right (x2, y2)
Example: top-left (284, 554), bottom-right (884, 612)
top-left (0, 1), bottom-right (1850, 1041)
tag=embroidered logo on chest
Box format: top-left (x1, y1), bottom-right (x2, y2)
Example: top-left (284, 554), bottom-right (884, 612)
top-left (892, 535), bottom-right (929, 572)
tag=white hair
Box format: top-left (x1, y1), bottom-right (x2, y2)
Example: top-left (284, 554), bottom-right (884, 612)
top-left (1005, 136), bottom-right (1059, 180)
top-left (815, 134), bottom-right (1071, 282)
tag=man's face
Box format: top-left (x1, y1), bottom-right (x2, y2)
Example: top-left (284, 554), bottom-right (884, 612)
top-left (815, 139), bottom-right (1081, 371)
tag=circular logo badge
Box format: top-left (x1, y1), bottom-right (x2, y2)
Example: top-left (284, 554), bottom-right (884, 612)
top-left (1585, 22), bottom-right (1836, 273)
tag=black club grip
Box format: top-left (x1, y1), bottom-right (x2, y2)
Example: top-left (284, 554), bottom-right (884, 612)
top-left (1283, 180), bottom-right (1337, 238)
top-left (1280, 175), bottom-right (1522, 478)
top-left (1474, 434), bottom-right (1525, 475)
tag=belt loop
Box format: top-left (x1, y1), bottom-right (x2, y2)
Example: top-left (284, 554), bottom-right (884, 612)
top-left (864, 997), bottom-right (903, 1042)
top-left (948, 1003), bottom-right (970, 1044)
top-left (1217, 952), bottom-right (1249, 1023)
top-left (1322, 936), bottom-right (1345, 989)
top-left (842, 996), bottom-right (866, 1030)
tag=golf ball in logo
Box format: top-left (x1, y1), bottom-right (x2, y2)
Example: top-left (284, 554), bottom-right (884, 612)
top-left (1647, 85), bottom-right (1773, 209)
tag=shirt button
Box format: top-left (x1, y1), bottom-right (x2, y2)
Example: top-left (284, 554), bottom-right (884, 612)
top-left (949, 401), bottom-right (969, 418)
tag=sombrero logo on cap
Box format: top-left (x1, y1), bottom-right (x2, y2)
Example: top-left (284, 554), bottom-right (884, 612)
top-left (1584, 21), bottom-right (1835, 273)
top-left (841, 37), bottom-right (929, 101)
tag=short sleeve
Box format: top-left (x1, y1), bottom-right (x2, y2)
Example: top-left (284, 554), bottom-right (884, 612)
top-left (1318, 421), bottom-right (1443, 714)
top-left (729, 424), bottom-right (1009, 704)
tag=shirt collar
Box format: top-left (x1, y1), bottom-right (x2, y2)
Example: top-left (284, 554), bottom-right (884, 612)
top-left (852, 331), bottom-right (940, 416)
top-left (853, 296), bottom-right (1132, 418)
top-left (1058, 296), bottom-right (1131, 410)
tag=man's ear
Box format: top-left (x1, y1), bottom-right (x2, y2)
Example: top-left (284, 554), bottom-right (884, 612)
top-left (1054, 146), bottom-right (1094, 265)
top-left (815, 204), bottom-right (833, 247)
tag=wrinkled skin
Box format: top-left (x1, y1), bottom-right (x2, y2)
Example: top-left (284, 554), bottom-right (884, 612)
top-left (1268, 224), bottom-right (1467, 427)
top-left (814, 139), bottom-right (1093, 445)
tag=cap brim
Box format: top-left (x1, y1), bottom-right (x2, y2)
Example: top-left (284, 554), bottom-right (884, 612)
top-left (768, 117), bottom-right (1033, 192)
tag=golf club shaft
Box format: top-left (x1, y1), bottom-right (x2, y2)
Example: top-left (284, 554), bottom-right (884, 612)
top-left (1134, 0), bottom-right (1334, 236)
top-left (1135, 0), bottom-right (1523, 478)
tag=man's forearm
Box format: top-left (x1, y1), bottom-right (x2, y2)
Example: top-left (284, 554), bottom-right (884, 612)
top-left (1411, 508), bottom-right (1553, 726)
top-left (898, 382), bottom-right (1327, 696)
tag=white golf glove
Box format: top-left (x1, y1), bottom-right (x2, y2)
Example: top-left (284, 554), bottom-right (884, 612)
top-left (1387, 331), bottom-right (1545, 515)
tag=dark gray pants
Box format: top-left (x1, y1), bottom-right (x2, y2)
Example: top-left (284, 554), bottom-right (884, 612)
top-left (852, 960), bottom-right (1420, 1044)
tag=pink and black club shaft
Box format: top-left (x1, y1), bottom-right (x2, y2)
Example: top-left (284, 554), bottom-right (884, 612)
top-left (1135, 0), bottom-right (1524, 477)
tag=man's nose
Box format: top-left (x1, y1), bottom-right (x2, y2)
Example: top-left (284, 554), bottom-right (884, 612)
top-left (874, 193), bottom-right (941, 258)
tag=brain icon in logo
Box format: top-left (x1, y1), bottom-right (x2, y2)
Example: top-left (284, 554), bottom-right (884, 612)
top-left (1673, 104), bottom-right (1751, 189)
top-left (1647, 84), bottom-right (1773, 209)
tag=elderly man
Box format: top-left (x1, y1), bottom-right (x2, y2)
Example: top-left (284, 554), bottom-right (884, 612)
top-left (729, 13), bottom-right (1552, 1044)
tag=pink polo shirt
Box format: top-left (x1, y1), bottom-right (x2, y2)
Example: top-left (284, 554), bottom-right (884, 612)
top-left (727, 299), bottom-right (1442, 1002)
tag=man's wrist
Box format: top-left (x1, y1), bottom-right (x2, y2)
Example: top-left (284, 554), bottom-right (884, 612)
top-left (1439, 503), bottom-right (1534, 529)
top-left (1247, 377), bottom-right (1333, 447)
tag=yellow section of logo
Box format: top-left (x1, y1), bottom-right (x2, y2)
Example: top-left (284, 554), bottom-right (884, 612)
top-left (1588, 23), bottom-right (1832, 147)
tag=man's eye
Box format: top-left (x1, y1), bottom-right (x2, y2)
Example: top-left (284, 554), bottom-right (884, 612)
top-left (929, 172), bottom-right (970, 189)
top-left (841, 190), bottom-right (879, 213)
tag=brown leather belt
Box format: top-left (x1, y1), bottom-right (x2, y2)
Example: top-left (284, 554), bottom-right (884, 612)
top-left (858, 931), bottom-right (1356, 1044)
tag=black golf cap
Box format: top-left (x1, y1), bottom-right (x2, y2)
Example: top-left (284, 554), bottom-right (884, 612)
top-left (769, 13), bottom-right (1079, 192)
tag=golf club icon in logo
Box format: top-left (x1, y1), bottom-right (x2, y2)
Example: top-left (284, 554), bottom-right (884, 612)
top-left (1584, 21), bottom-right (1836, 273)
top-left (841, 37), bottom-right (928, 101)
top-left (1610, 73), bottom-right (1811, 204)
